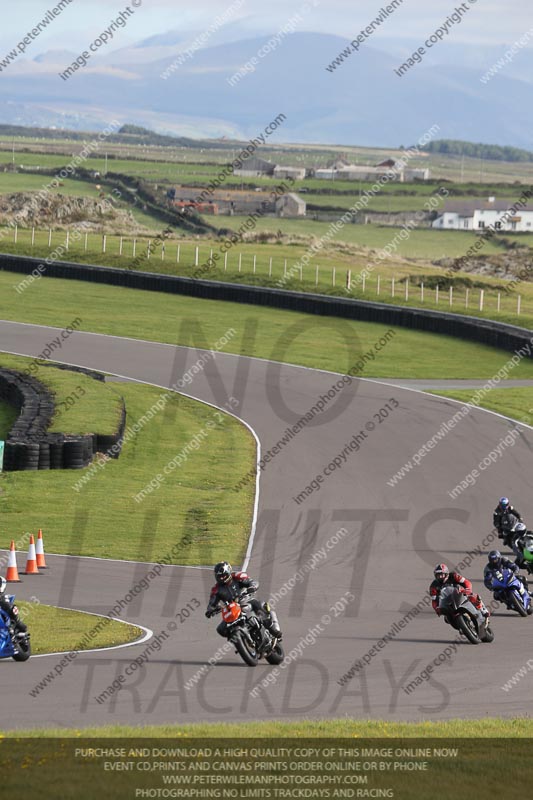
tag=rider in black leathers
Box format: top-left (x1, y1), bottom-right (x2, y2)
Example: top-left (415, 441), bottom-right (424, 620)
top-left (205, 562), bottom-right (282, 641)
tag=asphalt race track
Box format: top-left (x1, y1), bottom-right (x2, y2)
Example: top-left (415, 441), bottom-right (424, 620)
top-left (1, 319), bottom-right (532, 730)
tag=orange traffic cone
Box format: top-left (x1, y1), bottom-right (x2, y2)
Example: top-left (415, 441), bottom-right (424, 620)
top-left (23, 534), bottom-right (40, 575)
top-left (36, 529), bottom-right (47, 569)
top-left (6, 540), bottom-right (21, 582)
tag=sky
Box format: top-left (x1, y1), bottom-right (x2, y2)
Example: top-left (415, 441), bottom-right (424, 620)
top-left (1, 0), bottom-right (532, 56)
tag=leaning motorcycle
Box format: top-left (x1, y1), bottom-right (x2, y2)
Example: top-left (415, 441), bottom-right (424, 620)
top-left (511, 530), bottom-right (533, 573)
top-left (438, 586), bottom-right (494, 645)
top-left (214, 591), bottom-right (284, 667)
top-left (491, 568), bottom-right (532, 617)
top-left (500, 513), bottom-right (526, 549)
top-left (0, 594), bottom-right (31, 662)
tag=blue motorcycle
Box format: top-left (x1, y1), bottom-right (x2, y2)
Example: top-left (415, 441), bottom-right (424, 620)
top-left (0, 594), bottom-right (31, 661)
top-left (491, 569), bottom-right (532, 617)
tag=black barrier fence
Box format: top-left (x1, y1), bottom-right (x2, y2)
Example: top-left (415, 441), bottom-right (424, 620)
top-left (0, 366), bottom-right (126, 471)
top-left (3, 252), bottom-right (533, 357)
top-left (0, 737), bottom-right (531, 798)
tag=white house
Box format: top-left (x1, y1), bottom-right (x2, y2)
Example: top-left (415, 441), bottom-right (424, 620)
top-left (432, 198), bottom-right (533, 232)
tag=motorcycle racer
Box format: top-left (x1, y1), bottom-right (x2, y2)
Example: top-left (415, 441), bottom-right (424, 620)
top-left (0, 577), bottom-right (27, 633)
top-left (430, 564), bottom-right (489, 618)
top-left (483, 550), bottom-right (527, 601)
top-left (205, 562), bottom-right (282, 640)
top-left (493, 497), bottom-right (522, 538)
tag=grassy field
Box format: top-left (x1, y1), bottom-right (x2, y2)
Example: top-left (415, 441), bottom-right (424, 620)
top-left (1, 270), bottom-right (533, 380)
top-left (16, 601), bottom-right (143, 655)
top-left (4, 140), bottom-right (533, 183)
top-left (4, 717), bottom-right (533, 737)
top-left (0, 172), bottom-right (111, 199)
top-left (0, 353), bottom-right (122, 435)
top-left (0, 376), bottom-right (255, 563)
top-left (3, 223), bottom-right (533, 323)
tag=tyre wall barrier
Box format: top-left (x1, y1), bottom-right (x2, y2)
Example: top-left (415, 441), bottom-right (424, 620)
top-left (0, 367), bottom-right (126, 471)
top-left (2, 252), bottom-right (533, 357)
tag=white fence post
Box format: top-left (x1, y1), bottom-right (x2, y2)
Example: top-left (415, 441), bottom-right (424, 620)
top-left (177, 244), bottom-right (180, 263)
top-left (284, 259), bottom-right (287, 277)
top-left (315, 265), bottom-right (319, 285)
top-left (332, 267), bottom-right (336, 286)
top-left (132, 239), bottom-right (137, 258)
top-left (161, 244), bottom-right (165, 260)
top-left (436, 285), bottom-right (439, 304)
top-left (119, 237), bottom-right (123, 256)
top-left (14, 225), bottom-right (17, 243)
top-left (268, 257), bottom-right (272, 277)
top-left (66, 230), bottom-right (70, 251)
top-left (465, 288), bottom-right (469, 308)
top-left (497, 293), bottom-right (501, 312)
top-left (376, 275), bottom-right (380, 295)
top-left (31, 227), bottom-right (35, 246)
top-left (479, 289), bottom-right (484, 311)
top-left (238, 253), bottom-right (242, 272)
top-left (147, 239), bottom-right (151, 259)
top-left (405, 279), bottom-right (409, 301)
top-left (253, 255), bottom-right (256, 274)
top-left (84, 232), bottom-right (88, 252)
top-left (224, 252), bottom-right (228, 271)
top-left (517, 295), bottom-right (522, 315)
top-left (391, 278), bottom-right (395, 298)
top-left (362, 274), bottom-right (366, 293)
top-left (346, 269), bottom-right (351, 290)
top-left (48, 228), bottom-right (52, 247)
top-left (195, 246), bottom-right (199, 266)
top-left (420, 282), bottom-right (424, 302)
top-left (449, 286), bottom-right (453, 307)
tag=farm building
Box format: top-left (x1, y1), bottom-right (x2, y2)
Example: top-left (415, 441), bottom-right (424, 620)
top-left (276, 193), bottom-right (306, 217)
top-left (273, 165), bottom-right (306, 181)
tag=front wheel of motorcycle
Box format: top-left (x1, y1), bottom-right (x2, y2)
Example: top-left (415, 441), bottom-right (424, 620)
top-left (509, 592), bottom-right (528, 617)
top-left (457, 613), bottom-right (481, 644)
top-left (233, 631), bottom-right (259, 667)
top-left (12, 634), bottom-right (31, 662)
top-left (265, 642), bottom-right (285, 666)
top-left (481, 624), bottom-right (495, 643)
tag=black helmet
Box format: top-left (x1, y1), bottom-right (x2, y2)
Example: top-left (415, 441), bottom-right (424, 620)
top-left (214, 562), bottom-right (232, 585)
top-left (488, 550), bottom-right (502, 567)
top-left (434, 563), bottom-right (449, 582)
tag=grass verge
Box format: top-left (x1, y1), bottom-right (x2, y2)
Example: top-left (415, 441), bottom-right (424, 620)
top-left (0, 353), bottom-right (122, 435)
top-left (16, 601), bottom-right (143, 655)
top-left (1, 271), bottom-right (533, 381)
top-left (0, 380), bottom-right (255, 563)
top-left (430, 387), bottom-right (533, 427)
top-left (3, 717), bottom-right (533, 737)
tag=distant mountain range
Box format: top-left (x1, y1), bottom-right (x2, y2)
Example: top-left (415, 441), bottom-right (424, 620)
top-left (0, 31), bottom-right (531, 148)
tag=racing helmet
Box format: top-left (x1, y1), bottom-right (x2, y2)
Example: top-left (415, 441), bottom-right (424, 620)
top-left (214, 562), bottom-right (233, 585)
top-left (434, 563), bottom-right (450, 583)
top-left (499, 497), bottom-right (510, 510)
top-left (0, 576), bottom-right (5, 595)
top-left (488, 550), bottom-right (502, 567)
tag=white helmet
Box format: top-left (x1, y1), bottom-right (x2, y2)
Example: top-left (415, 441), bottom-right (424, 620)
top-left (0, 576), bottom-right (6, 594)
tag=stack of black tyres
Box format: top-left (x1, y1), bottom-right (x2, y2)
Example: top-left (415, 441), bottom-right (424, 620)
top-left (0, 367), bottom-right (126, 471)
